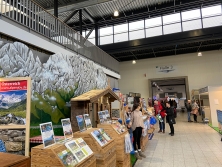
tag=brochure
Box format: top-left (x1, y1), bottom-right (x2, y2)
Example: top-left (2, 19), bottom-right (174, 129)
top-left (83, 114), bottom-right (92, 129)
top-left (99, 128), bottom-right (112, 141)
top-left (111, 122), bottom-right (126, 134)
top-left (104, 110), bottom-right (110, 120)
top-left (98, 111), bottom-right (104, 124)
top-left (61, 118), bottom-right (73, 140)
top-left (39, 122), bottom-right (56, 148)
top-left (76, 115), bottom-right (86, 132)
top-left (91, 130), bottom-right (108, 146)
top-left (101, 111), bottom-right (107, 122)
top-left (65, 140), bottom-right (80, 152)
top-left (57, 149), bottom-right (78, 167)
top-left (74, 149), bottom-right (87, 162)
top-left (81, 145), bottom-right (93, 156)
top-left (75, 138), bottom-right (87, 148)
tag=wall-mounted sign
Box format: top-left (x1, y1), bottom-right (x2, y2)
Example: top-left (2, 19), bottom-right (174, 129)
top-left (156, 65), bottom-right (176, 73)
top-left (199, 87), bottom-right (208, 94)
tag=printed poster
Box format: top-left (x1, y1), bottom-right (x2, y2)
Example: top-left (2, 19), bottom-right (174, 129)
top-left (83, 114), bottom-right (92, 129)
top-left (40, 122), bottom-right (56, 148)
top-left (76, 115), bottom-right (86, 132)
top-left (61, 118), bottom-right (73, 140)
top-left (0, 80), bottom-right (27, 125)
top-left (104, 110), bottom-right (110, 120)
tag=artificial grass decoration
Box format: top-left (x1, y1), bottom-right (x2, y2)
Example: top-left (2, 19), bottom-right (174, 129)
top-left (131, 154), bottom-right (137, 167)
top-left (209, 123), bottom-right (222, 135)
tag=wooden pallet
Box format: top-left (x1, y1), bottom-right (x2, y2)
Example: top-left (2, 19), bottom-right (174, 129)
top-left (31, 141), bottom-right (96, 167)
top-left (73, 128), bottom-right (116, 167)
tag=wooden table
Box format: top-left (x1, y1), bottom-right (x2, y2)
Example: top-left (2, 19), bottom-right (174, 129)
top-left (0, 152), bottom-right (30, 167)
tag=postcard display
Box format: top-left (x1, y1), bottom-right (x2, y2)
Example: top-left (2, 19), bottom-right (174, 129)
top-left (74, 128), bottom-right (116, 167)
top-left (31, 137), bottom-right (96, 167)
top-left (97, 122), bottom-right (130, 167)
top-left (0, 77), bottom-right (31, 156)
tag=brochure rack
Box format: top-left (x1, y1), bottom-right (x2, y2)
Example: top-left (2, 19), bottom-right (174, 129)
top-left (31, 139), bottom-right (96, 167)
top-left (73, 128), bottom-right (116, 167)
top-left (97, 124), bottom-right (130, 167)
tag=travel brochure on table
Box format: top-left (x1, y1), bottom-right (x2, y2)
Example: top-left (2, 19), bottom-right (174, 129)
top-left (111, 122), bottom-right (126, 134)
top-left (76, 115), bottom-right (86, 132)
top-left (57, 149), bottom-right (78, 167)
top-left (61, 118), bottom-right (73, 140)
top-left (39, 122), bottom-right (56, 148)
top-left (91, 129), bottom-right (108, 146)
top-left (99, 128), bottom-right (112, 141)
top-left (83, 114), bottom-right (92, 129)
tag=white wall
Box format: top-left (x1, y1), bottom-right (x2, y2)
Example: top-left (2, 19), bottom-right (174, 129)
top-left (0, 18), bottom-right (120, 79)
top-left (119, 50), bottom-right (222, 100)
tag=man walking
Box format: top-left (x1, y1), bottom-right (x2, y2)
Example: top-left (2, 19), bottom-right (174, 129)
top-left (185, 100), bottom-right (193, 122)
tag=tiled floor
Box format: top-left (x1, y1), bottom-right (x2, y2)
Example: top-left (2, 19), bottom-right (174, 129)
top-left (134, 112), bottom-right (222, 167)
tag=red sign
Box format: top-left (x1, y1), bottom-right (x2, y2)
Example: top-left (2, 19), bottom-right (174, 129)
top-left (0, 80), bottom-right (27, 92)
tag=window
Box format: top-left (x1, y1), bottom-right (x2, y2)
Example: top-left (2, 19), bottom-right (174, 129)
top-left (163, 23), bottom-right (181, 35)
top-left (183, 19), bottom-right (202, 31)
top-left (114, 33), bottom-right (128, 43)
top-left (163, 13), bottom-right (180, 24)
top-left (146, 26), bottom-right (162, 37)
top-left (99, 26), bottom-right (113, 36)
top-left (129, 30), bottom-right (145, 40)
top-left (145, 17), bottom-right (162, 28)
top-left (182, 9), bottom-right (201, 21)
top-left (203, 15), bottom-right (222, 28)
top-left (202, 5), bottom-right (222, 17)
top-left (100, 35), bottom-right (113, 45)
top-left (86, 30), bottom-right (95, 38)
top-left (114, 23), bottom-right (128, 34)
top-left (129, 20), bottom-right (144, 31)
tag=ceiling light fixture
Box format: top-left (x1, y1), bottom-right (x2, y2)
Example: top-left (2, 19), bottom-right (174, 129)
top-left (198, 52), bottom-right (202, 57)
top-left (132, 60), bottom-right (136, 64)
top-left (114, 10), bottom-right (119, 17)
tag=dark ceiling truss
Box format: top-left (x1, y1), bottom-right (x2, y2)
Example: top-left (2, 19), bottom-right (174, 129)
top-left (63, 10), bottom-right (78, 23)
top-left (65, 0), bottom-right (221, 30)
top-left (99, 26), bottom-right (222, 61)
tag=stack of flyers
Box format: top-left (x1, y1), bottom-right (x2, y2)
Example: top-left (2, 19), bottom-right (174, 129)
top-left (61, 118), bottom-right (73, 140)
top-left (83, 114), bottom-right (92, 129)
top-left (99, 128), bottom-right (112, 141)
top-left (111, 124), bottom-right (121, 134)
top-left (75, 138), bottom-right (93, 156)
top-left (91, 130), bottom-right (108, 146)
top-left (57, 149), bottom-right (78, 167)
top-left (76, 115), bottom-right (86, 132)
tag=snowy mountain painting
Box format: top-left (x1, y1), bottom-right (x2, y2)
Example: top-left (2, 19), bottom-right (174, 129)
top-left (0, 40), bottom-right (108, 135)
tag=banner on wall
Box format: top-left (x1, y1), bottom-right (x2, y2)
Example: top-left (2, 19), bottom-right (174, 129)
top-left (156, 65), bottom-right (176, 73)
top-left (0, 80), bottom-right (27, 125)
top-left (216, 110), bottom-right (222, 131)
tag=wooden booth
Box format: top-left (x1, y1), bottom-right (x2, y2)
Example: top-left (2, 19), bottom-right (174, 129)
top-left (71, 88), bottom-right (120, 132)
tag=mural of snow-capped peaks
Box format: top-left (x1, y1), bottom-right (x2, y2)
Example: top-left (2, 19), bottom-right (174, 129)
top-left (0, 39), bottom-right (108, 136)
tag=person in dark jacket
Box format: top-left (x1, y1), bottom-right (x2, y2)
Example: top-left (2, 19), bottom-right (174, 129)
top-left (165, 101), bottom-right (176, 136)
top-left (185, 100), bottom-right (193, 122)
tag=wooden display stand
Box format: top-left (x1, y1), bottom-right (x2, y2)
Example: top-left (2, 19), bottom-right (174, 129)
top-left (97, 124), bottom-right (130, 167)
top-left (0, 152), bottom-right (30, 167)
top-left (0, 77), bottom-right (31, 156)
top-left (73, 128), bottom-right (116, 167)
top-left (71, 88), bottom-right (119, 131)
top-left (31, 141), bottom-right (96, 167)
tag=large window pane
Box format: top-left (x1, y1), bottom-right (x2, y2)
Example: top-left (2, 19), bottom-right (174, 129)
top-left (86, 30), bottom-right (95, 38)
top-left (100, 35), bottom-right (113, 45)
top-left (129, 30), bottom-right (145, 40)
top-left (163, 13), bottom-right (180, 24)
top-left (164, 23), bottom-right (181, 35)
top-left (145, 17), bottom-right (162, 28)
top-left (114, 33), bottom-right (128, 43)
top-left (202, 5), bottom-right (222, 17)
top-left (183, 19), bottom-right (202, 31)
top-left (203, 15), bottom-right (222, 28)
top-left (182, 9), bottom-right (200, 21)
top-left (129, 20), bottom-right (144, 31)
top-left (114, 23), bottom-right (128, 34)
top-left (100, 27), bottom-right (113, 36)
top-left (146, 26), bottom-right (162, 37)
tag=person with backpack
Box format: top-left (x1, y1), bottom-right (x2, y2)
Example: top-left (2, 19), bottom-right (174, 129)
top-left (128, 103), bottom-right (146, 160)
top-left (165, 101), bottom-right (176, 136)
top-left (185, 100), bottom-right (193, 122)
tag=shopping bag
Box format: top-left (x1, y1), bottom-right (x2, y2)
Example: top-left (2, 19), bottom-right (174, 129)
top-left (150, 116), bottom-right (157, 125)
top-left (125, 133), bottom-right (133, 153)
top-left (156, 114), bottom-right (163, 122)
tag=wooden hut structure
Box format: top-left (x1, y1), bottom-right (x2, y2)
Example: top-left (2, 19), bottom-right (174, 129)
top-left (71, 88), bottom-right (120, 132)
